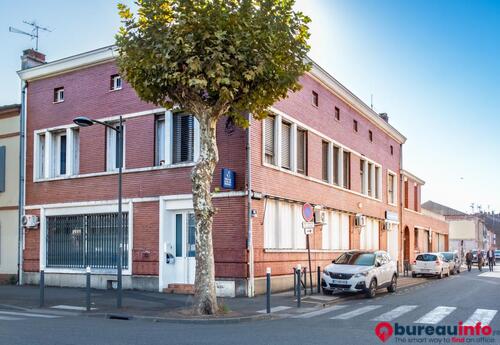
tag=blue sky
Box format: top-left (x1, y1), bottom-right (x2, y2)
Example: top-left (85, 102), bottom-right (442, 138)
top-left (1, 0), bottom-right (499, 213)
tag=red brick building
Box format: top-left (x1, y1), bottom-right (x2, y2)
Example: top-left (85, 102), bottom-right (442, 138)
top-left (18, 46), bottom-right (447, 296)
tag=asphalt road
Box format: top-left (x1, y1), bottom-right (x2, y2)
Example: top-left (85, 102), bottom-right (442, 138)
top-left (1, 266), bottom-right (499, 345)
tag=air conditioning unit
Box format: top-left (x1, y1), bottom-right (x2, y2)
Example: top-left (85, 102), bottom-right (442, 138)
top-left (355, 214), bottom-right (366, 227)
top-left (314, 206), bottom-right (326, 224)
top-left (22, 215), bottom-right (39, 228)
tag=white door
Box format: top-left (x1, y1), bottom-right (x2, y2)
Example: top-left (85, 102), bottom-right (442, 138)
top-left (163, 211), bottom-right (196, 286)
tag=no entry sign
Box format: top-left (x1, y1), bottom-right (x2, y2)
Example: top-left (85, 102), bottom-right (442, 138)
top-left (302, 203), bottom-right (314, 222)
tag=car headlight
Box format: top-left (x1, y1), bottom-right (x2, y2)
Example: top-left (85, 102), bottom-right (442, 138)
top-left (354, 272), bottom-right (369, 278)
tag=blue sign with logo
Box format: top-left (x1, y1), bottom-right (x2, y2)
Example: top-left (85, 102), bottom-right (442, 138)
top-left (221, 168), bottom-right (235, 190)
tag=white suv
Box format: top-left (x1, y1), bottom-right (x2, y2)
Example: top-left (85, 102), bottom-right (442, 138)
top-left (322, 250), bottom-right (398, 298)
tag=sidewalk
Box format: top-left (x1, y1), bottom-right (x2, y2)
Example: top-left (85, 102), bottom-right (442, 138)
top-left (0, 275), bottom-right (431, 322)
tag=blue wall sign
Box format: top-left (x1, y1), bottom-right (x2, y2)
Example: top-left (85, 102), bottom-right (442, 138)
top-left (221, 168), bottom-right (235, 190)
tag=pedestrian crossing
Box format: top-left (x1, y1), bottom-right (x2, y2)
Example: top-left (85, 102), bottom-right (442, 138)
top-left (268, 304), bottom-right (498, 325)
top-left (0, 310), bottom-right (61, 321)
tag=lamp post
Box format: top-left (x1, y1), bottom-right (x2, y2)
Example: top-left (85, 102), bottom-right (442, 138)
top-left (73, 115), bottom-right (124, 308)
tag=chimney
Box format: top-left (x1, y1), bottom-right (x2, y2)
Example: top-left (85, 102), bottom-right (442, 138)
top-left (379, 112), bottom-right (389, 123)
top-left (21, 49), bottom-right (46, 70)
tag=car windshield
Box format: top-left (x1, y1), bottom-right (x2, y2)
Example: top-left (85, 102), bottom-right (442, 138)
top-left (440, 253), bottom-right (454, 261)
top-left (416, 254), bottom-right (437, 261)
top-left (335, 252), bottom-right (375, 266)
top-left (496, 250), bottom-right (500, 254)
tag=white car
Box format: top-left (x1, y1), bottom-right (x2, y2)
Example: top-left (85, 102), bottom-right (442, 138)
top-left (412, 253), bottom-right (450, 279)
top-left (322, 250), bottom-right (398, 298)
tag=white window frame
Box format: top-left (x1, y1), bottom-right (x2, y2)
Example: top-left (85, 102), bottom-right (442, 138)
top-left (387, 170), bottom-right (398, 205)
top-left (106, 123), bottom-right (126, 172)
top-left (111, 75), bottom-right (122, 91)
top-left (54, 88), bottom-right (64, 103)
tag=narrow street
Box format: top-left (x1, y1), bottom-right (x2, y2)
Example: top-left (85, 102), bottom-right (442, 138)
top-left (1, 266), bottom-right (498, 345)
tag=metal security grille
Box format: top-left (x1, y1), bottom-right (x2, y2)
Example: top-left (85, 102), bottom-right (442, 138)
top-left (46, 213), bottom-right (128, 269)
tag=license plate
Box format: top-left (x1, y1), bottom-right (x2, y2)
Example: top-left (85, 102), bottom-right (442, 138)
top-left (333, 279), bottom-right (348, 285)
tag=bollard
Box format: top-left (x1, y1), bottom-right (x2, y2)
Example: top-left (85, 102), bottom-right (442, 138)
top-left (317, 266), bottom-right (321, 293)
top-left (266, 267), bottom-right (271, 314)
top-left (86, 266), bottom-right (91, 311)
top-left (293, 267), bottom-right (297, 296)
top-left (304, 267), bottom-right (307, 296)
top-left (296, 264), bottom-right (301, 308)
top-left (39, 270), bottom-right (45, 308)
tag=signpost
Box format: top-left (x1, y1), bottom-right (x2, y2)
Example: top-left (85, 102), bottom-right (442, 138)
top-left (302, 203), bottom-right (314, 294)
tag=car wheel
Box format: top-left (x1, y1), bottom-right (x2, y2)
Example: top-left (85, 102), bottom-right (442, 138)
top-left (438, 270), bottom-right (443, 279)
top-left (411, 272), bottom-right (417, 278)
top-left (387, 275), bottom-right (397, 293)
top-left (450, 268), bottom-right (455, 275)
top-left (365, 279), bottom-right (377, 298)
top-left (322, 288), bottom-right (333, 296)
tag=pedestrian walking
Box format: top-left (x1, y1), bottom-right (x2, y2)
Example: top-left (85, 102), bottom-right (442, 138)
top-left (477, 250), bottom-right (484, 272)
top-left (466, 250), bottom-right (473, 272)
top-left (487, 248), bottom-right (495, 272)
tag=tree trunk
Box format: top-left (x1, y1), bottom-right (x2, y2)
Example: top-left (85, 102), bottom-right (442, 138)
top-left (192, 114), bottom-right (219, 315)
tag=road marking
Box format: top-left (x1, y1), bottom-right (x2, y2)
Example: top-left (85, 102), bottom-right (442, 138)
top-left (51, 305), bottom-right (97, 311)
top-left (331, 305), bottom-right (382, 320)
top-left (372, 305), bottom-right (419, 321)
top-left (478, 272), bottom-right (500, 279)
top-left (464, 309), bottom-right (497, 326)
top-left (414, 306), bottom-right (456, 324)
top-left (0, 316), bottom-right (24, 321)
top-left (0, 311), bottom-right (60, 319)
top-left (257, 306), bottom-right (292, 314)
top-left (292, 305), bottom-right (347, 319)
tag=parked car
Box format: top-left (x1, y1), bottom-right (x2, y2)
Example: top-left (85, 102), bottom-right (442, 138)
top-left (439, 251), bottom-right (461, 275)
top-left (322, 250), bottom-right (398, 298)
top-left (495, 250), bottom-right (500, 261)
top-left (412, 253), bottom-right (450, 279)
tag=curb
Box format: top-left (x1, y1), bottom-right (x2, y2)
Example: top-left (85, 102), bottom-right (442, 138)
top-left (87, 312), bottom-right (275, 324)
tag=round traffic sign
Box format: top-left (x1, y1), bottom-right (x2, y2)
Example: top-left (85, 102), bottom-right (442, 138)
top-left (302, 203), bottom-right (314, 222)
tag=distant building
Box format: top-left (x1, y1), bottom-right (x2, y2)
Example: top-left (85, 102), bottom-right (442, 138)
top-left (0, 104), bottom-right (21, 282)
top-left (422, 201), bottom-right (489, 255)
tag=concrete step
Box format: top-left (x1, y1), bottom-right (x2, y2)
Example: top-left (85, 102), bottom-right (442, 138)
top-left (163, 284), bottom-right (194, 295)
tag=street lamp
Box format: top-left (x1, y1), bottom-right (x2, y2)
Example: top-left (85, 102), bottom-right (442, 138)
top-left (73, 115), bottom-right (124, 308)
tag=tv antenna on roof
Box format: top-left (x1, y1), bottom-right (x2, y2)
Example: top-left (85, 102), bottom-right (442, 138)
top-left (9, 21), bottom-right (51, 51)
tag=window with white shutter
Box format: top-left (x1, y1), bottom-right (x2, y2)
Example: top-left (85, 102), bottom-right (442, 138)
top-left (296, 128), bottom-right (307, 175)
top-left (172, 113), bottom-right (194, 164)
top-left (155, 114), bottom-right (166, 166)
top-left (264, 116), bottom-right (275, 165)
top-left (343, 151), bottom-right (350, 189)
top-left (333, 145), bottom-right (340, 185)
top-left (321, 140), bottom-right (329, 182)
top-left (264, 199), bottom-right (306, 249)
top-left (281, 121), bottom-right (291, 170)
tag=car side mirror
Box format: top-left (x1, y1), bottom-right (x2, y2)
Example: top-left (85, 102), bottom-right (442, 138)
top-left (375, 261), bottom-right (381, 267)
top-left (332, 260), bottom-right (335, 263)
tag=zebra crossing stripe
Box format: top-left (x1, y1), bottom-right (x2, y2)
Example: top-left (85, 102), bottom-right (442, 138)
top-left (0, 316), bottom-right (24, 321)
top-left (414, 306), bottom-right (456, 324)
top-left (292, 305), bottom-right (347, 319)
top-left (464, 309), bottom-right (497, 326)
top-left (0, 311), bottom-right (60, 319)
top-left (372, 305), bottom-right (419, 321)
top-left (331, 305), bottom-right (382, 320)
top-left (257, 306), bottom-right (292, 314)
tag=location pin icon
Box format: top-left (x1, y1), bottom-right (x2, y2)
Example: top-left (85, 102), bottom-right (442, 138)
top-left (375, 322), bottom-right (394, 342)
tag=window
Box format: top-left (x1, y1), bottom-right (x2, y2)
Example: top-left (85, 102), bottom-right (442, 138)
top-left (35, 129), bottom-right (79, 179)
top-left (0, 146), bottom-right (5, 193)
top-left (264, 116), bottom-right (276, 165)
top-left (312, 91), bottom-right (319, 107)
top-left (360, 159), bottom-right (366, 194)
top-left (414, 184), bottom-right (419, 211)
top-left (296, 128), bottom-right (307, 175)
top-left (375, 166), bottom-right (381, 199)
top-left (321, 141), bottom-right (329, 182)
top-left (353, 119), bottom-right (358, 132)
top-left (46, 213), bottom-right (129, 269)
top-left (404, 180), bottom-right (409, 208)
top-left (333, 146), bottom-right (340, 186)
top-left (335, 107), bottom-right (340, 121)
top-left (281, 121), bottom-right (291, 170)
top-left (359, 218), bottom-right (380, 250)
top-left (388, 173), bottom-right (396, 204)
top-left (322, 211), bottom-right (349, 250)
top-left (369, 130), bottom-right (373, 142)
top-left (106, 123), bottom-right (124, 171)
top-left (52, 132), bottom-right (67, 176)
top-left (172, 113), bottom-right (195, 164)
top-left (155, 114), bottom-right (166, 166)
top-left (110, 74), bottom-right (122, 91)
top-left (367, 162), bottom-right (373, 196)
top-left (343, 151), bottom-right (350, 189)
top-left (53, 87), bottom-right (64, 103)
top-left (264, 199), bottom-right (306, 249)
top-left (390, 145), bottom-right (394, 156)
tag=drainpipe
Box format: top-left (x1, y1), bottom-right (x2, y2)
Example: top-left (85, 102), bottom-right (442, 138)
top-left (246, 116), bottom-right (254, 297)
top-left (399, 143), bottom-right (404, 273)
top-left (17, 80), bottom-right (27, 285)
